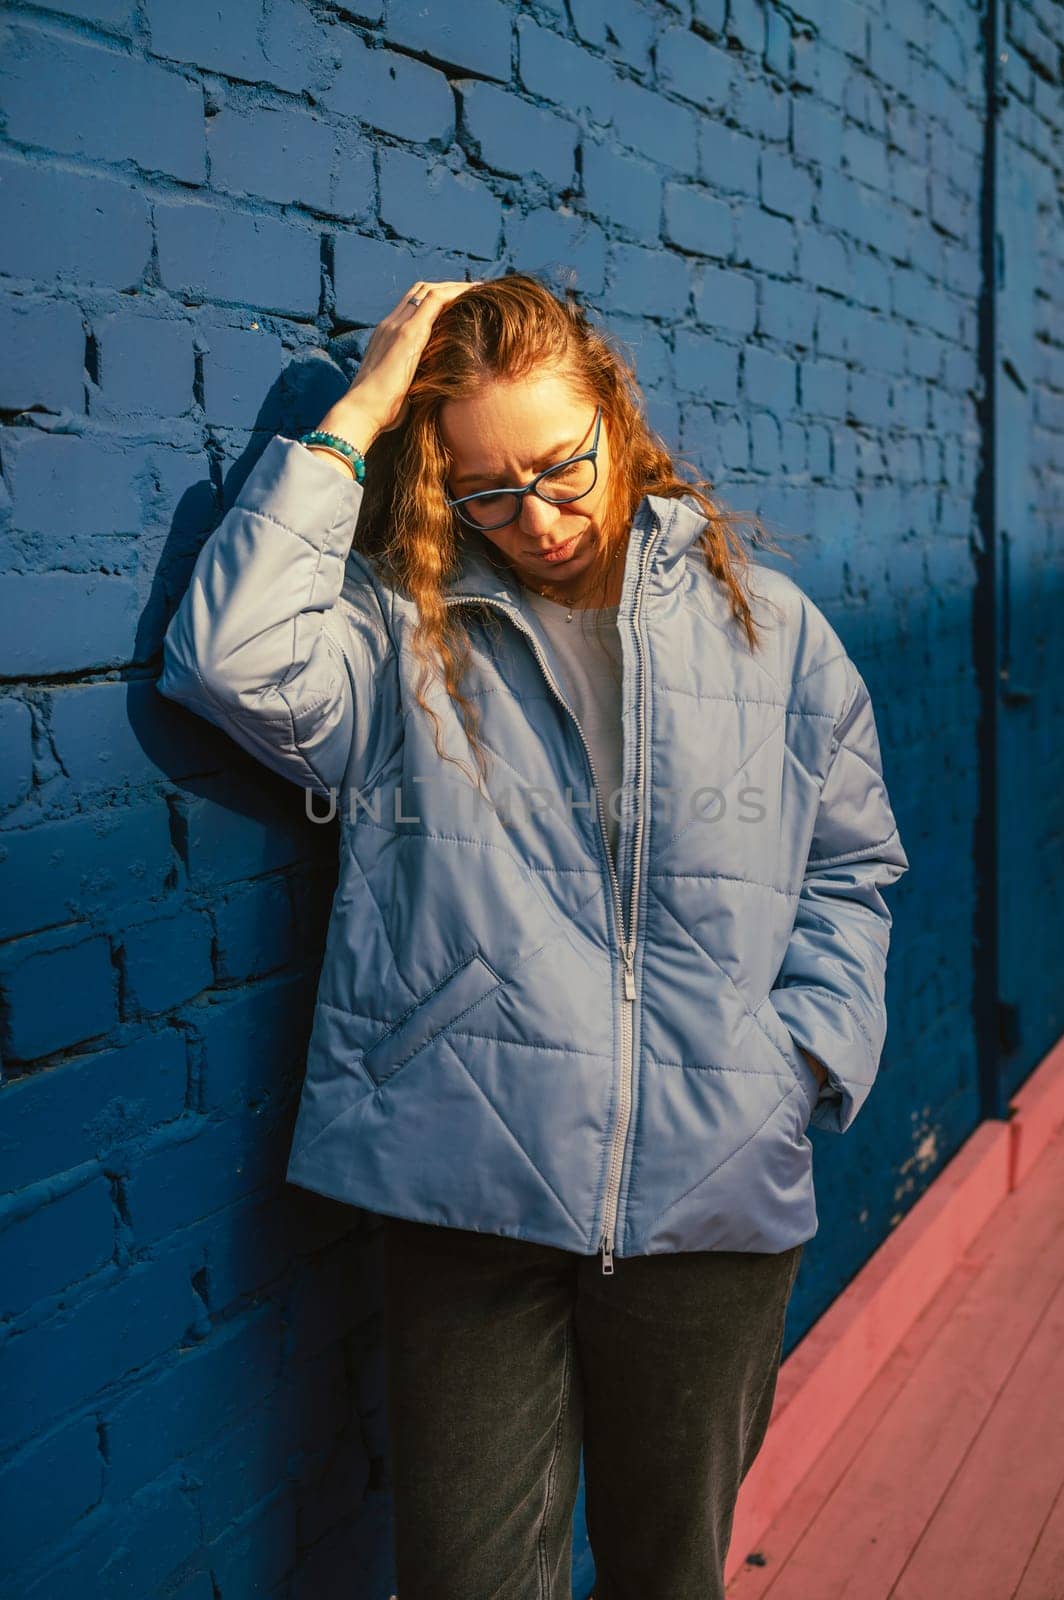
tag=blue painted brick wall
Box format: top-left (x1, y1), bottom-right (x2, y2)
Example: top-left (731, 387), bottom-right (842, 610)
top-left (1, 1), bottom-right (1061, 1597)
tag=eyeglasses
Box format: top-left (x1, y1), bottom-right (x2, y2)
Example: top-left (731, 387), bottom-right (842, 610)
top-left (445, 407), bottom-right (602, 532)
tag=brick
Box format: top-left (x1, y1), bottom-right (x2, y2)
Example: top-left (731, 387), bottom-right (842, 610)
top-left (32, 0), bottom-right (130, 23)
top-left (124, 1111), bottom-right (289, 1248)
top-left (154, 197), bottom-right (320, 317)
top-left (378, 147), bottom-right (501, 259)
top-left (214, 877), bottom-right (297, 982)
top-left (655, 26), bottom-right (733, 110)
top-left (692, 0), bottom-right (726, 32)
top-left (758, 279), bottom-right (816, 347)
top-left (202, 1356), bottom-right (353, 1535)
top-left (325, 33), bottom-right (454, 145)
top-left (725, 0), bottom-right (763, 53)
top-left (718, 414), bottom-right (750, 471)
top-left (868, 20), bottom-right (911, 97)
top-left (458, 82), bottom-right (576, 187)
top-left (843, 125), bottom-right (890, 192)
top-left (332, 127), bottom-right (378, 224)
top-left (0, 296), bottom-right (85, 415)
top-left (199, 322), bottom-right (285, 429)
top-left (47, 680), bottom-right (167, 793)
top-left (750, 412), bottom-right (783, 472)
top-left (674, 330), bottom-right (739, 403)
top-left (818, 169), bottom-right (897, 256)
top-left (663, 182), bottom-right (733, 258)
top-left (734, 77), bottom-right (789, 142)
top-left (0, 698), bottom-right (33, 811)
top-left (811, 43), bottom-right (847, 107)
top-left (0, 572), bottom-right (139, 678)
top-left (606, 243), bottom-right (690, 319)
top-left (90, 310), bottom-right (196, 421)
top-left (0, 1032), bottom-right (187, 1194)
top-left (0, 801), bottom-right (173, 941)
top-left (179, 771), bottom-right (326, 889)
top-left (208, 102), bottom-right (342, 213)
top-left (694, 266), bottom-right (757, 334)
top-left (601, 315), bottom-right (670, 388)
top-left (765, 10), bottom-right (792, 80)
top-left (581, 141), bottom-right (662, 241)
top-left (0, 1179), bottom-right (113, 1318)
top-left (852, 250), bottom-right (892, 314)
top-left (1, 929), bottom-right (117, 1061)
top-left (800, 358), bottom-right (849, 418)
top-left (506, 208), bottom-right (607, 298)
top-left (734, 203), bottom-right (798, 275)
top-left (145, 0), bottom-right (317, 91)
top-left (8, 430), bottom-right (141, 538)
top-left (793, 98), bottom-right (844, 169)
top-left (104, 1302), bottom-right (282, 1496)
top-left (760, 150), bottom-right (815, 221)
top-left (97, 1477), bottom-right (202, 1598)
top-left (798, 226), bottom-right (852, 297)
top-left (209, 1486), bottom-right (298, 1596)
top-left (517, 17), bottom-right (616, 121)
top-left (196, 975), bottom-right (312, 1113)
top-left (387, 0), bottom-right (512, 80)
top-left (568, 0), bottom-right (607, 49)
top-left (743, 345), bottom-right (797, 413)
top-left (594, 0), bottom-right (655, 70)
top-left (0, 1416), bottom-right (103, 1575)
top-left (0, 156), bottom-right (150, 290)
top-left (609, 75), bottom-right (699, 175)
top-left (697, 120), bottom-right (760, 196)
top-left (0, 1248), bottom-right (198, 1453)
top-left (1, 26), bottom-right (203, 184)
top-left (120, 907), bottom-right (214, 1016)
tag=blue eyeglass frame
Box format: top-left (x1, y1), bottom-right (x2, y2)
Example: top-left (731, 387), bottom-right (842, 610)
top-left (445, 406), bottom-right (603, 531)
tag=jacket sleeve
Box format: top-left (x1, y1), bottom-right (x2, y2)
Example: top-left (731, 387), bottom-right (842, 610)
top-left (157, 434), bottom-right (396, 799)
top-left (770, 652), bottom-right (909, 1134)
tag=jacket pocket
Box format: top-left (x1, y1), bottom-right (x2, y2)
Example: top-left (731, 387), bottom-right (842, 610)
top-left (360, 952), bottom-right (506, 1088)
top-left (753, 994), bottom-right (821, 1121)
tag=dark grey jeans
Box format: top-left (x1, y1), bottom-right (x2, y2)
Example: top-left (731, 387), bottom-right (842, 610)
top-left (380, 1215), bottom-right (804, 1600)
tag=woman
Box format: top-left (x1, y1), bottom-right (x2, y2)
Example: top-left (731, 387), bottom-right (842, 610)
top-left (158, 273), bottom-right (909, 1599)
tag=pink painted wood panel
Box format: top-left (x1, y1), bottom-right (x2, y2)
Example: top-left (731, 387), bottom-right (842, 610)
top-left (727, 1125), bottom-right (1064, 1599)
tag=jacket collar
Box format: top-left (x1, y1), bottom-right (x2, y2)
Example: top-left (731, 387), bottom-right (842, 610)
top-left (440, 491), bottom-right (710, 609)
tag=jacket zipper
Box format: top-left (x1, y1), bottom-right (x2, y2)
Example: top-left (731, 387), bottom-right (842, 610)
top-left (442, 514), bottom-right (662, 1275)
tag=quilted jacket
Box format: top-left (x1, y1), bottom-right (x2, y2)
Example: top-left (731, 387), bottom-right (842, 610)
top-left (157, 433), bottom-right (909, 1268)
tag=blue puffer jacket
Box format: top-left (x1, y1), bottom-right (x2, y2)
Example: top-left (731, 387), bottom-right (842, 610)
top-left (158, 434), bottom-right (909, 1269)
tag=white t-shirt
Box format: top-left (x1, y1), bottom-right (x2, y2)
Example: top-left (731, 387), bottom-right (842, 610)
top-left (523, 592), bottom-right (625, 865)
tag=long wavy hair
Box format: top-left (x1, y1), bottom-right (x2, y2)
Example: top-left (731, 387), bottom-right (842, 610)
top-left (354, 271), bottom-right (785, 794)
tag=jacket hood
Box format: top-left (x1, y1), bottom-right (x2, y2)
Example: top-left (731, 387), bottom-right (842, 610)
top-left (440, 491), bottom-right (711, 607)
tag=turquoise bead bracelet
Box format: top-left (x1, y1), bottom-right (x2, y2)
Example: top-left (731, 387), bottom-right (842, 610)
top-left (297, 429), bottom-right (366, 484)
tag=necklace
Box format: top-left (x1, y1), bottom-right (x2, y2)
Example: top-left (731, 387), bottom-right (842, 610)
top-left (524, 545), bottom-right (624, 621)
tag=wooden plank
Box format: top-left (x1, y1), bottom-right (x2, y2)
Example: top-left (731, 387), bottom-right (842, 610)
top-left (890, 1251), bottom-right (1064, 1596)
top-left (727, 1128), bottom-right (1064, 1599)
top-left (725, 1256), bottom-right (975, 1598)
top-left (727, 1120), bottom-right (1011, 1581)
top-left (1013, 1479), bottom-right (1064, 1600)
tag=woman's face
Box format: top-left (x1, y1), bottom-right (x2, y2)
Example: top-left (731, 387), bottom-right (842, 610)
top-left (438, 372), bottom-right (613, 598)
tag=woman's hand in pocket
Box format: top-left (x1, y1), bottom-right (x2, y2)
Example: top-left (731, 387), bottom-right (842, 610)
top-left (798, 1045), bottom-right (829, 1089)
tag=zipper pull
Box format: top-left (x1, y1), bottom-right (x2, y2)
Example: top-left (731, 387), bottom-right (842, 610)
top-left (623, 957), bottom-right (636, 1001)
top-left (601, 1232), bottom-right (615, 1275)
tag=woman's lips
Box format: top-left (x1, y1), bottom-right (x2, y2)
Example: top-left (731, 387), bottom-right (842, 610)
top-left (530, 533), bottom-right (579, 564)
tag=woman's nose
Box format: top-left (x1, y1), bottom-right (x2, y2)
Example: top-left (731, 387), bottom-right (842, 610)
top-left (518, 494), bottom-right (564, 538)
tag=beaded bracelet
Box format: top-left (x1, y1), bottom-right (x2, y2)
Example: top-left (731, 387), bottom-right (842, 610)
top-left (297, 429), bottom-right (366, 484)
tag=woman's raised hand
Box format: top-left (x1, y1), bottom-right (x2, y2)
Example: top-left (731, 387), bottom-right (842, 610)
top-left (317, 279), bottom-right (483, 454)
